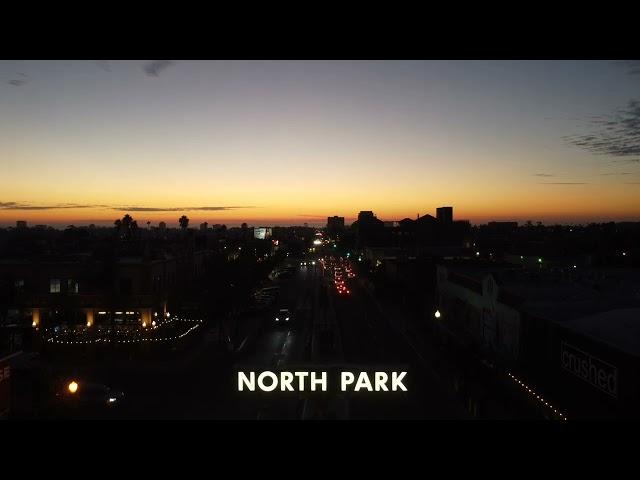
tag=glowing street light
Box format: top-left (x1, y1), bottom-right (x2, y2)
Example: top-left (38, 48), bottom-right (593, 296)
top-left (68, 381), bottom-right (79, 394)
top-left (434, 310), bottom-right (441, 319)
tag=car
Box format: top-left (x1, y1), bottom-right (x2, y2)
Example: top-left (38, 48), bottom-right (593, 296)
top-left (274, 308), bottom-right (293, 326)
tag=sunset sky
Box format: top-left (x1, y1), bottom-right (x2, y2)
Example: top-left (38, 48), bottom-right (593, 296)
top-left (1, 60), bottom-right (639, 227)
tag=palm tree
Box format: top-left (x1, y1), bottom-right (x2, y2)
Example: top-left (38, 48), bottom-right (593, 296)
top-left (179, 215), bottom-right (189, 230)
top-left (122, 214), bottom-right (133, 225)
top-left (114, 214), bottom-right (138, 240)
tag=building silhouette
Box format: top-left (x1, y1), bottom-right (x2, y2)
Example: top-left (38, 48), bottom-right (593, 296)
top-left (327, 216), bottom-right (345, 237)
top-left (436, 206), bottom-right (453, 224)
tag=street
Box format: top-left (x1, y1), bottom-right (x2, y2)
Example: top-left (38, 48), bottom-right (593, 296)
top-left (30, 257), bottom-right (468, 420)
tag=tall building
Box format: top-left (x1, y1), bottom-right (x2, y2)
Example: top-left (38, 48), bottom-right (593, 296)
top-left (358, 211), bottom-right (376, 223)
top-left (327, 216), bottom-right (345, 235)
top-left (354, 211), bottom-right (385, 248)
top-left (16, 221), bottom-right (27, 230)
top-left (200, 222), bottom-right (209, 231)
top-left (436, 207), bottom-right (453, 224)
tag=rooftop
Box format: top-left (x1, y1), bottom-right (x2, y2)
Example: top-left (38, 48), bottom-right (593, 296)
top-left (441, 262), bottom-right (640, 354)
top-left (563, 308), bottom-right (640, 356)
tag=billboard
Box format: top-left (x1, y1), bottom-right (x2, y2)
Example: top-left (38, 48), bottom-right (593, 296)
top-left (254, 227), bottom-right (272, 240)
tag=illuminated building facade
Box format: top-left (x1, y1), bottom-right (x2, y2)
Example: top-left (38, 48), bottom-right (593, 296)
top-left (0, 249), bottom-right (210, 332)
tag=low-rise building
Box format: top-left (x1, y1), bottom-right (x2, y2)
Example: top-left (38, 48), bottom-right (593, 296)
top-left (435, 262), bottom-right (640, 418)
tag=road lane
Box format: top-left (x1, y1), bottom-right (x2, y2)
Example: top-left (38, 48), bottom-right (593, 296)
top-left (221, 259), bottom-right (318, 419)
top-left (331, 274), bottom-right (468, 419)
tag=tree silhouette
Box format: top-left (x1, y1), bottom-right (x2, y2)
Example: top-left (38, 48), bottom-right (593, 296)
top-left (114, 214), bottom-right (138, 239)
top-left (179, 215), bottom-right (190, 230)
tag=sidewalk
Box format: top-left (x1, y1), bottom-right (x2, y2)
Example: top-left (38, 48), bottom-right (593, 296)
top-left (356, 278), bottom-right (490, 418)
top-left (358, 279), bottom-right (542, 419)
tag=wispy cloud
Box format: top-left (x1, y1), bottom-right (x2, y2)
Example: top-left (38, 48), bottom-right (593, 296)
top-left (143, 60), bottom-right (175, 77)
top-left (533, 173), bottom-right (555, 177)
top-left (612, 158), bottom-right (640, 163)
top-left (0, 202), bottom-right (99, 210)
top-left (615, 60), bottom-right (640, 75)
top-left (112, 206), bottom-right (254, 212)
top-left (564, 99), bottom-right (640, 160)
top-left (538, 182), bottom-right (588, 185)
top-left (0, 202), bottom-right (254, 212)
top-left (8, 73), bottom-right (28, 86)
top-left (599, 172), bottom-right (633, 176)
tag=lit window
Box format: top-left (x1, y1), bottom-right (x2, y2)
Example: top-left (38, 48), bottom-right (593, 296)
top-left (67, 279), bottom-right (79, 294)
top-left (50, 279), bottom-right (61, 293)
top-left (14, 279), bottom-right (24, 289)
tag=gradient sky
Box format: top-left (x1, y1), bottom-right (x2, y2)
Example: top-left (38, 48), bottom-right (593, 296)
top-left (1, 60), bottom-right (639, 227)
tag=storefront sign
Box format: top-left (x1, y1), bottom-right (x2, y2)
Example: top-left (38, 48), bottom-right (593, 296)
top-left (561, 342), bottom-right (617, 398)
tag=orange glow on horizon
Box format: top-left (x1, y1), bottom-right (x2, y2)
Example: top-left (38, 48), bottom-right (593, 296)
top-left (2, 171), bottom-right (639, 227)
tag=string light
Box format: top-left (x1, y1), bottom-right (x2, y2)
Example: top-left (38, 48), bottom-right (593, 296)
top-left (45, 317), bottom-right (202, 345)
top-left (507, 372), bottom-right (567, 420)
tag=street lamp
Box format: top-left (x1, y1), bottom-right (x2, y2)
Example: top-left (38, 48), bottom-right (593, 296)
top-left (68, 381), bottom-right (79, 394)
top-left (434, 310), bottom-right (441, 319)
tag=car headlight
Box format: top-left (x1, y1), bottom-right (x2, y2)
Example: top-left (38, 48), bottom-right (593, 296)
top-left (275, 318), bottom-right (279, 322)
top-left (285, 317), bottom-right (290, 321)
